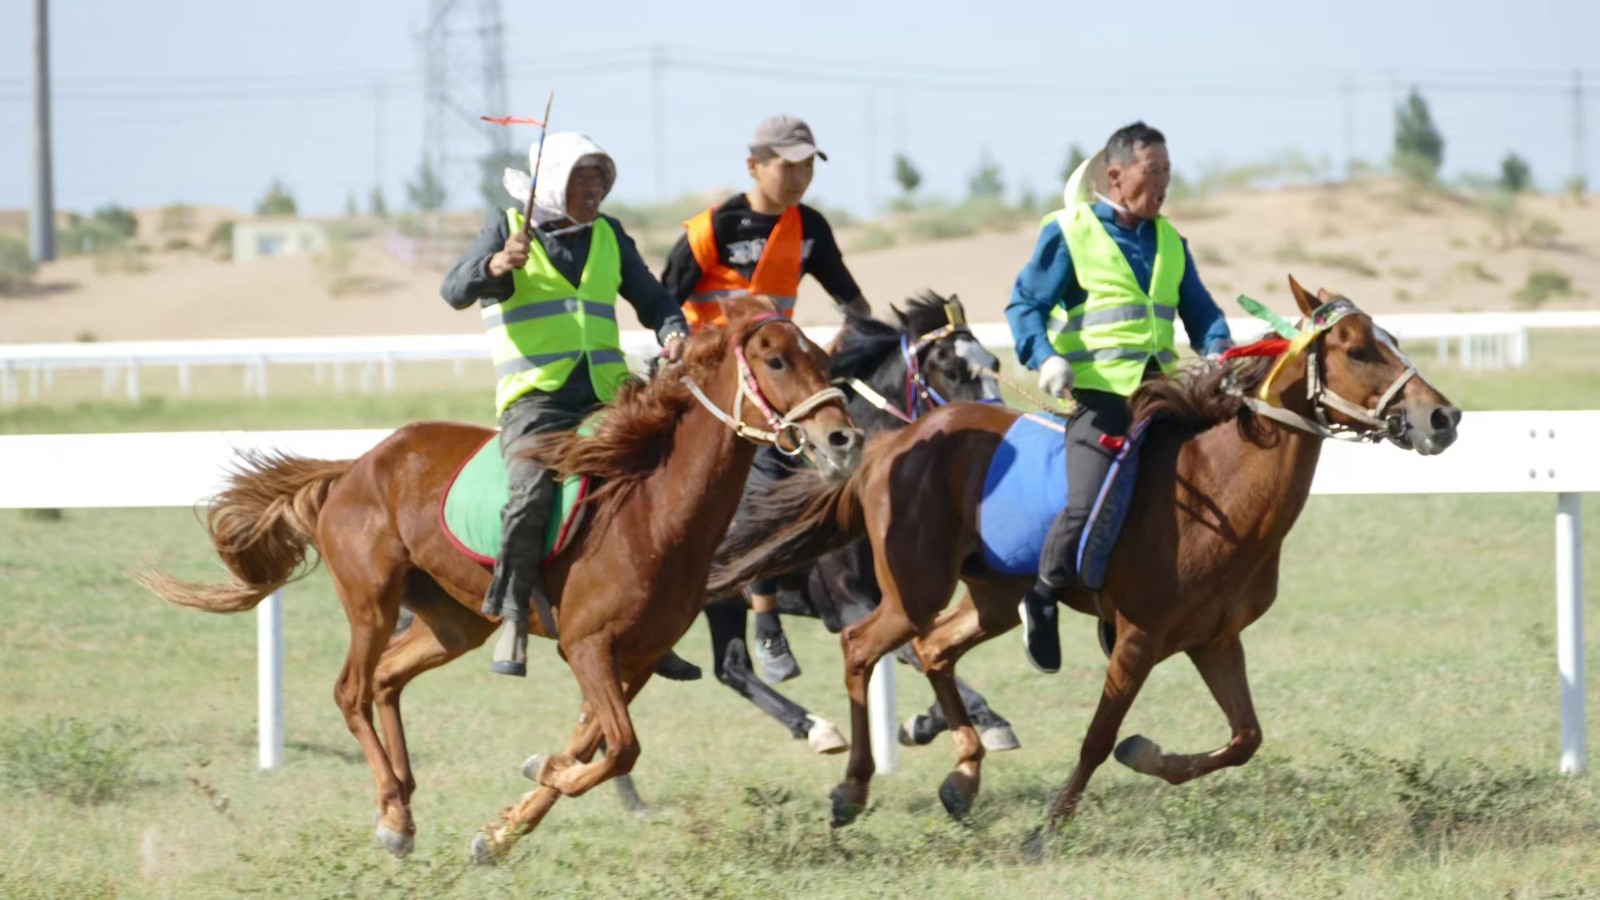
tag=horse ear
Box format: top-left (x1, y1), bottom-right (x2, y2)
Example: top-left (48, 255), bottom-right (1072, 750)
top-left (723, 292), bottom-right (777, 326)
top-left (892, 305), bottom-right (909, 328)
top-left (1316, 287), bottom-right (1333, 302)
top-left (1287, 275), bottom-right (1317, 317)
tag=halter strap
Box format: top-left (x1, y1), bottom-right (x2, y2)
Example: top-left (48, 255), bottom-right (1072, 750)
top-left (681, 314), bottom-right (847, 454)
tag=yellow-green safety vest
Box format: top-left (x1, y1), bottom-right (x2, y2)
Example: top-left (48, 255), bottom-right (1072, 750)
top-left (1045, 203), bottom-right (1185, 397)
top-left (484, 209), bottom-right (629, 414)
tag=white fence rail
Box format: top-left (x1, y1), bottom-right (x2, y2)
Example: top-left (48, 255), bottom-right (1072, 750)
top-left (0, 413), bottom-right (1592, 774)
top-left (5, 311), bottom-right (1599, 404)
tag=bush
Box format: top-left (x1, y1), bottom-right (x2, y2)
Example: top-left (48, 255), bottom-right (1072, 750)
top-left (1514, 267), bottom-right (1574, 308)
top-left (1499, 152), bottom-right (1532, 193)
top-left (847, 226), bottom-right (896, 253)
top-left (1393, 88), bottom-right (1444, 182)
top-left (0, 233), bottom-right (40, 294)
top-left (0, 717), bottom-right (141, 805)
top-left (207, 220), bottom-right (236, 259)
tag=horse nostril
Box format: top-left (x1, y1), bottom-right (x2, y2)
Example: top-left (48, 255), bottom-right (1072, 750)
top-left (828, 428), bottom-right (862, 451)
top-left (1431, 406), bottom-right (1460, 433)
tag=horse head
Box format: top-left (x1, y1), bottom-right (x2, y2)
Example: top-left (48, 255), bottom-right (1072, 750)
top-left (723, 294), bottom-right (864, 479)
top-left (1284, 275), bottom-right (1461, 455)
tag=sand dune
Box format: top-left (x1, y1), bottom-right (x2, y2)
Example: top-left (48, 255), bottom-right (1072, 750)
top-left (3, 179), bottom-right (1595, 346)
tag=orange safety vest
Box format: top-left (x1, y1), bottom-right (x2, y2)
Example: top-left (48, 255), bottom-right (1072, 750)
top-left (682, 205), bottom-right (803, 331)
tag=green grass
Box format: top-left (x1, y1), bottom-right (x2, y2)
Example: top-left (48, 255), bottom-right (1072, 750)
top-left (2, 333), bottom-right (1599, 896)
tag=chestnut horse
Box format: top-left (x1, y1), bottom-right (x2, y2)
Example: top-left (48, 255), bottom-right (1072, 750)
top-left (710, 279), bottom-right (1461, 831)
top-left (140, 297), bottom-right (862, 861)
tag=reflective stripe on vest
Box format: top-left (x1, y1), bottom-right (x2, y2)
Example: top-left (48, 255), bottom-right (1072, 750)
top-left (484, 209), bottom-right (629, 414)
top-left (682, 205), bottom-right (803, 331)
top-left (1046, 204), bottom-right (1185, 396)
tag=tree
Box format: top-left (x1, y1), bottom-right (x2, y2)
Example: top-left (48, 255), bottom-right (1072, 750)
top-left (369, 187), bottom-right (389, 219)
top-left (406, 159), bottom-right (447, 213)
top-left (1393, 88), bottom-right (1444, 182)
top-left (967, 148), bottom-right (1004, 201)
top-left (479, 150), bottom-right (524, 210)
top-left (1060, 143), bottom-right (1088, 184)
top-left (91, 205), bottom-right (138, 240)
top-left (256, 178), bottom-right (298, 216)
top-left (892, 153), bottom-right (923, 198)
top-left (344, 192), bottom-right (360, 217)
top-left (1499, 152), bottom-right (1533, 193)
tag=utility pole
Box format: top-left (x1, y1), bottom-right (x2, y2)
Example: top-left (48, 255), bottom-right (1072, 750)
top-left (1342, 74), bottom-right (1355, 179)
top-left (1574, 69), bottom-right (1587, 191)
top-left (650, 45), bottom-right (667, 201)
top-left (30, 0), bottom-right (56, 262)
top-left (372, 86), bottom-right (386, 200)
top-left (864, 89), bottom-right (879, 214)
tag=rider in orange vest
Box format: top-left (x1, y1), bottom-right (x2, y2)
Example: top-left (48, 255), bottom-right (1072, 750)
top-left (661, 114), bottom-right (871, 683)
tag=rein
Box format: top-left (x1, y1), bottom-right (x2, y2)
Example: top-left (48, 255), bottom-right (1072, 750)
top-left (681, 314), bottom-right (847, 456)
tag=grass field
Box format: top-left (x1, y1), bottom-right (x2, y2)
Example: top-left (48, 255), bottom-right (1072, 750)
top-left (1, 334), bottom-right (1598, 898)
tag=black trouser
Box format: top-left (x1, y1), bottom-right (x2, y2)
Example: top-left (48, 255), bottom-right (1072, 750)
top-left (482, 372), bottom-right (599, 621)
top-left (1035, 386), bottom-right (1134, 597)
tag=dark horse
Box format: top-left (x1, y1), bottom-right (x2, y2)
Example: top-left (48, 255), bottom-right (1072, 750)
top-left (704, 291), bottom-right (1021, 754)
top-left (711, 279), bottom-right (1461, 830)
top-left (140, 297), bottom-right (862, 861)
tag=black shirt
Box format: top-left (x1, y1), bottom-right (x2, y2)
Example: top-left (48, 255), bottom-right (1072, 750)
top-left (439, 209), bottom-right (688, 344)
top-left (659, 194), bottom-right (862, 306)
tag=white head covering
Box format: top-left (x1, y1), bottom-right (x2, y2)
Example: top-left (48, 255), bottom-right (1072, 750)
top-left (502, 132), bottom-right (617, 230)
top-left (1062, 148), bottom-right (1110, 209)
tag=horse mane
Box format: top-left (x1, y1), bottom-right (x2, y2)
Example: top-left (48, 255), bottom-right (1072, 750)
top-left (531, 300), bottom-right (772, 509)
top-left (1129, 348), bottom-right (1280, 442)
top-left (829, 290), bottom-right (951, 380)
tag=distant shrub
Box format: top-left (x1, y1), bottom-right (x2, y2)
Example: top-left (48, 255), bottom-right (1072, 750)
top-left (0, 233), bottom-right (39, 294)
top-left (1514, 267), bottom-right (1574, 308)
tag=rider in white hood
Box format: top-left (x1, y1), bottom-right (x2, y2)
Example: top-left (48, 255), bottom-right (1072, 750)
top-left (442, 131), bottom-right (697, 682)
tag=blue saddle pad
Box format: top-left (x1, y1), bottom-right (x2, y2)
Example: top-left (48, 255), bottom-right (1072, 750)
top-left (978, 413), bottom-right (1154, 590)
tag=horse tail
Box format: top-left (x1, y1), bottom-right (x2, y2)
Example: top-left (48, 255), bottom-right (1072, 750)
top-left (135, 451), bottom-right (353, 613)
top-left (707, 468), bottom-right (866, 599)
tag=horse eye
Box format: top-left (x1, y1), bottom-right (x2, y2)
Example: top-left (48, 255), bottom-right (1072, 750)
top-left (1348, 344), bottom-right (1379, 364)
top-left (765, 355), bottom-right (786, 372)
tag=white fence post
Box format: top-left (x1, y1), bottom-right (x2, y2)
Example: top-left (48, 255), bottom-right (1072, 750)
top-left (258, 589), bottom-right (285, 770)
top-left (1556, 492), bottom-right (1586, 775)
top-left (868, 653), bottom-right (899, 775)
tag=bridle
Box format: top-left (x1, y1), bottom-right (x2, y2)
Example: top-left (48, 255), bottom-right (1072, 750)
top-left (837, 304), bottom-right (999, 425)
top-left (1234, 298), bottom-right (1417, 443)
top-left (681, 313), bottom-right (847, 457)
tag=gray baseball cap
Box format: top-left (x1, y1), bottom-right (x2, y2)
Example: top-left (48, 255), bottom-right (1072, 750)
top-left (750, 115), bottom-right (828, 162)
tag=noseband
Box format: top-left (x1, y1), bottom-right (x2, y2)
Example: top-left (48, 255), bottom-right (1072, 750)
top-left (681, 314), bottom-right (847, 456)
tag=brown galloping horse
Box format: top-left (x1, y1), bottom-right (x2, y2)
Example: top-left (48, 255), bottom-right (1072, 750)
top-left (140, 296), bottom-right (862, 861)
top-left (710, 278), bottom-right (1461, 831)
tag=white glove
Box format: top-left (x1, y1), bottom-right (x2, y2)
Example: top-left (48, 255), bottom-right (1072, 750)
top-left (1038, 355), bottom-right (1074, 397)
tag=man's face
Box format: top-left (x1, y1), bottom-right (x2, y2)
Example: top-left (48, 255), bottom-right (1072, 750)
top-left (1107, 142), bottom-right (1171, 221)
top-left (565, 165), bottom-right (607, 224)
top-left (747, 153), bottom-right (815, 208)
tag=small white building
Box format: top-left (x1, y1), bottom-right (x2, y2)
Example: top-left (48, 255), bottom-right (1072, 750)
top-left (232, 220), bottom-right (328, 262)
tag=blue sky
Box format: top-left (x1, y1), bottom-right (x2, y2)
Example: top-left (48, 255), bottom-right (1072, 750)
top-left (2, 0), bottom-right (1597, 218)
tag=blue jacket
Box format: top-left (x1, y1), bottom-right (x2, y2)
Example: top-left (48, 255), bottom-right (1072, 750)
top-left (1005, 202), bottom-right (1232, 370)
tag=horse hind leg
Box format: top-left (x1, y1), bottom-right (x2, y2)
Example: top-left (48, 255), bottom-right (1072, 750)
top-left (1114, 634), bottom-right (1262, 786)
top-left (323, 548), bottom-right (413, 857)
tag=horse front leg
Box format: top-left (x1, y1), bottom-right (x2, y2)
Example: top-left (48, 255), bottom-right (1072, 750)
top-left (1113, 634), bottom-right (1262, 785)
top-left (831, 606), bottom-right (915, 827)
top-left (1048, 623), bottom-right (1159, 825)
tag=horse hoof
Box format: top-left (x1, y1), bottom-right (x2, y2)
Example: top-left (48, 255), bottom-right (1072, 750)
top-left (470, 833), bottom-right (500, 866)
top-left (980, 725), bottom-right (1021, 753)
top-left (938, 774), bottom-right (973, 819)
top-left (614, 774), bottom-right (650, 814)
top-left (519, 754), bottom-right (547, 782)
top-left (829, 785), bottom-right (863, 828)
top-left (1114, 734), bottom-right (1163, 775)
top-left (1021, 826), bottom-right (1048, 862)
top-left (806, 716), bottom-right (848, 755)
top-left (375, 824), bottom-right (413, 859)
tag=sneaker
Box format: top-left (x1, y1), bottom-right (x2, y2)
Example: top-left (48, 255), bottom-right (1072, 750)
top-left (754, 633), bottom-right (802, 684)
top-left (1018, 591), bottom-right (1061, 674)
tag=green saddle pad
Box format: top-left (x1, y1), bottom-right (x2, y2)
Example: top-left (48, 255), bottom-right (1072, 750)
top-left (440, 431), bottom-right (590, 565)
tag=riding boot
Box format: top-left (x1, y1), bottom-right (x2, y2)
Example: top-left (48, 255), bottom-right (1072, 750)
top-left (484, 466), bottom-right (558, 677)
